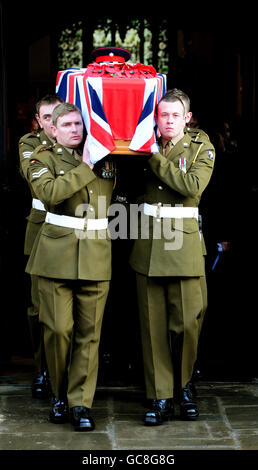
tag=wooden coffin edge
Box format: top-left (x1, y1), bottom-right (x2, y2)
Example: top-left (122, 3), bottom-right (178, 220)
top-left (110, 140), bottom-right (150, 156)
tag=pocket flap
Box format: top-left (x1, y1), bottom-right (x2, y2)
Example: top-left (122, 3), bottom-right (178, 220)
top-left (171, 218), bottom-right (199, 233)
top-left (42, 223), bottom-right (74, 238)
top-left (26, 209), bottom-right (46, 224)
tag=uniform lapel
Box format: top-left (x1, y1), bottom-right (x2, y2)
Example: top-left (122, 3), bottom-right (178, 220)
top-left (54, 144), bottom-right (81, 167)
top-left (40, 131), bottom-right (52, 146)
top-left (166, 134), bottom-right (191, 162)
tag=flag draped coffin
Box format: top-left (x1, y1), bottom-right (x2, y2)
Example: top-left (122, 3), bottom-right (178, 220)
top-left (56, 64), bottom-right (166, 164)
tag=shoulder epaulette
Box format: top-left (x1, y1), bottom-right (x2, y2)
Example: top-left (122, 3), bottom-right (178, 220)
top-left (190, 137), bottom-right (210, 147)
top-left (19, 133), bottom-right (40, 145)
top-left (187, 127), bottom-right (210, 143)
top-left (37, 144), bottom-right (54, 153)
top-left (192, 132), bottom-right (201, 142)
top-left (191, 139), bottom-right (203, 145)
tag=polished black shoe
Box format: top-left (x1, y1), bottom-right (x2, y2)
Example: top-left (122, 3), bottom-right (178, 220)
top-left (144, 399), bottom-right (174, 426)
top-left (180, 382), bottom-right (199, 420)
top-left (32, 371), bottom-right (50, 399)
top-left (49, 396), bottom-right (69, 424)
top-left (70, 406), bottom-right (95, 432)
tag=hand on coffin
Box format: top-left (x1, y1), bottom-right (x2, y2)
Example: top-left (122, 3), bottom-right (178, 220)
top-left (82, 137), bottom-right (94, 170)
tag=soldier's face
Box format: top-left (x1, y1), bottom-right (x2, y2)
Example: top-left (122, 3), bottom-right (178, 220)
top-left (36, 102), bottom-right (61, 139)
top-left (51, 111), bottom-right (84, 148)
top-left (156, 100), bottom-right (187, 144)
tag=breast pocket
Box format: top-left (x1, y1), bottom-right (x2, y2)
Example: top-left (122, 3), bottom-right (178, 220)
top-left (54, 164), bottom-right (71, 178)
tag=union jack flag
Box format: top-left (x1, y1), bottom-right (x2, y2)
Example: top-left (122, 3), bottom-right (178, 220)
top-left (78, 76), bottom-right (116, 163)
top-left (56, 68), bottom-right (166, 164)
top-left (129, 75), bottom-right (166, 154)
top-left (56, 68), bottom-right (85, 106)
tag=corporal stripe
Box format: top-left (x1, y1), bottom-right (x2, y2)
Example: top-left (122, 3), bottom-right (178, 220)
top-left (31, 168), bottom-right (48, 179)
top-left (22, 151), bottom-right (33, 159)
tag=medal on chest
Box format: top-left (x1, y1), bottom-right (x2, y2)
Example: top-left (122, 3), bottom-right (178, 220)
top-left (179, 157), bottom-right (187, 173)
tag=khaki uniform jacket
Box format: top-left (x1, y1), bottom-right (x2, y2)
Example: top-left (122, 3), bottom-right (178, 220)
top-left (186, 127), bottom-right (211, 257)
top-left (25, 144), bottom-right (113, 281)
top-left (186, 127), bottom-right (210, 143)
top-left (19, 131), bottom-right (51, 254)
top-left (129, 133), bottom-right (215, 277)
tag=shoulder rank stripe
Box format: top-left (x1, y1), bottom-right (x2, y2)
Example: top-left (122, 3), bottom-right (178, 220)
top-left (31, 168), bottom-right (48, 179)
top-left (22, 151), bottom-right (33, 159)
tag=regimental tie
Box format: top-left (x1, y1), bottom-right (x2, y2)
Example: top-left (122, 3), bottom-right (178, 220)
top-left (73, 150), bottom-right (82, 162)
top-left (163, 140), bottom-right (174, 156)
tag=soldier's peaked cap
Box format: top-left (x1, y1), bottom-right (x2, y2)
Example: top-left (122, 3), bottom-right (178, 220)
top-left (91, 47), bottom-right (131, 63)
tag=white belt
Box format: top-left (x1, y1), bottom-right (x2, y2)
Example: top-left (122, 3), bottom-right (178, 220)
top-left (45, 212), bottom-right (108, 231)
top-left (32, 198), bottom-right (46, 211)
top-left (143, 203), bottom-right (198, 220)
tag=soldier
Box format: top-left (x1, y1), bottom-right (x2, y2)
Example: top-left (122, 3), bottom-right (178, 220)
top-left (170, 88), bottom-right (210, 328)
top-left (19, 94), bottom-right (63, 398)
top-left (26, 102), bottom-right (113, 431)
top-left (169, 88), bottom-right (211, 377)
top-left (129, 90), bottom-right (215, 424)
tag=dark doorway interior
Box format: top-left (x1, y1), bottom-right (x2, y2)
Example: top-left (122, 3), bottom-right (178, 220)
top-left (0, 3), bottom-right (257, 382)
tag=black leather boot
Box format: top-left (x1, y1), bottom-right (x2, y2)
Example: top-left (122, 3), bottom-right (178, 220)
top-left (144, 399), bottom-right (174, 426)
top-left (70, 406), bottom-right (95, 431)
top-left (32, 370), bottom-right (50, 399)
top-left (49, 396), bottom-right (69, 424)
top-left (180, 382), bottom-right (199, 420)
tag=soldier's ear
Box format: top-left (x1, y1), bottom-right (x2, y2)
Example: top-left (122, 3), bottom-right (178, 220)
top-left (35, 113), bottom-right (43, 129)
top-left (50, 124), bottom-right (57, 137)
top-left (185, 112), bottom-right (192, 124)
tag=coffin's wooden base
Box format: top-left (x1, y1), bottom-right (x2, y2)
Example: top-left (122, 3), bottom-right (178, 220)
top-left (111, 140), bottom-right (150, 156)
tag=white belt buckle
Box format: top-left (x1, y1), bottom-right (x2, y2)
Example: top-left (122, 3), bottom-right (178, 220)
top-left (83, 217), bottom-right (108, 231)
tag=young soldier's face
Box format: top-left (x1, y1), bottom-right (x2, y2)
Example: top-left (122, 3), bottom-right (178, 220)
top-left (156, 100), bottom-right (187, 144)
top-left (36, 102), bottom-right (61, 139)
top-left (51, 111), bottom-right (84, 148)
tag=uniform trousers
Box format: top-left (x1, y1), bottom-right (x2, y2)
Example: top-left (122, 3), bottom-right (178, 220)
top-left (38, 277), bottom-right (109, 408)
top-left (136, 273), bottom-right (203, 399)
top-left (27, 274), bottom-right (46, 373)
top-left (199, 274), bottom-right (207, 336)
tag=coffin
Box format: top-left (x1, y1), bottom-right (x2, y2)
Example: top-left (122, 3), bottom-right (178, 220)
top-left (56, 53), bottom-right (166, 163)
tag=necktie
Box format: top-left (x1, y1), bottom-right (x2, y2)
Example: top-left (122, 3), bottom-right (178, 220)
top-left (73, 150), bottom-right (82, 162)
top-left (164, 140), bottom-right (173, 156)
